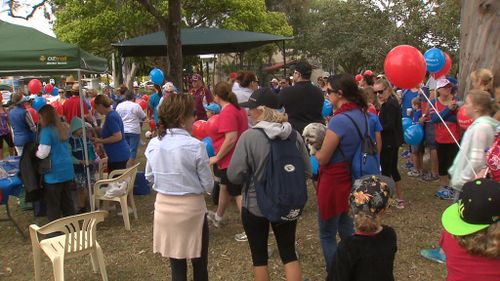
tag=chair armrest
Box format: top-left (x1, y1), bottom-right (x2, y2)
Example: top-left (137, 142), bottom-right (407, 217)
top-left (29, 224), bottom-right (41, 247)
top-left (109, 168), bottom-right (128, 179)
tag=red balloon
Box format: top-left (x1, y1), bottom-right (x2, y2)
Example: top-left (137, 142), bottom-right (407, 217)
top-left (364, 70), bottom-right (373, 76)
top-left (384, 45), bottom-right (427, 89)
top-left (51, 101), bottom-right (64, 116)
top-left (28, 79), bottom-right (42, 94)
top-left (355, 74), bottom-right (363, 82)
top-left (27, 107), bottom-right (39, 123)
top-left (206, 114), bottom-right (220, 137)
top-left (142, 95), bottom-right (149, 102)
top-left (137, 99), bottom-right (147, 110)
top-left (431, 52), bottom-right (452, 79)
top-left (44, 84), bottom-right (54, 94)
top-left (457, 106), bottom-right (473, 130)
top-left (148, 120), bottom-right (156, 130)
top-left (192, 120), bottom-right (208, 139)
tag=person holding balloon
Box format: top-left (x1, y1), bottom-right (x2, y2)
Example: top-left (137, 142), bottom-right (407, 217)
top-left (206, 81), bottom-right (248, 242)
top-left (115, 90), bottom-right (146, 167)
top-left (9, 93), bottom-right (36, 156)
top-left (407, 97), bottom-right (425, 178)
top-left (430, 78), bottom-right (462, 200)
top-left (0, 95), bottom-right (15, 158)
top-left (373, 79), bottom-right (405, 209)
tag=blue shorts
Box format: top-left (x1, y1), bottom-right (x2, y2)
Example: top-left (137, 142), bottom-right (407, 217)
top-left (124, 133), bottom-right (140, 159)
top-left (424, 122), bottom-right (436, 149)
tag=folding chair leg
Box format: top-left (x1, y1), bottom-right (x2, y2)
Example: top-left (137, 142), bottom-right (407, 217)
top-left (90, 252), bottom-right (98, 273)
top-left (52, 256), bottom-right (65, 281)
top-left (119, 197), bottom-right (131, 230)
top-left (33, 248), bottom-right (42, 281)
top-left (95, 245), bottom-right (109, 281)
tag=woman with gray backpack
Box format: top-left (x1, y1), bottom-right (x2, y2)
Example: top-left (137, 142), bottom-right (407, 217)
top-left (228, 87), bottom-right (311, 281)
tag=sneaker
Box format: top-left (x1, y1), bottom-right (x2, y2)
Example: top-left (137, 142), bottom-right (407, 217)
top-left (117, 207), bottom-right (134, 216)
top-left (395, 199), bottom-right (405, 209)
top-left (407, 169), bottom-right (422, 177)
top-left (207, 211), bottom-right (222, 228)
top-left (401, 161), bottom-right (414, 170)
top-left (234, 231), bottom-right (248, 242)
top-left (435, 186), bottom-right (454, 200)
top-left (420, 248), bottom-right (446, 264)
top-left (421, 172), bottom-right (440, 182)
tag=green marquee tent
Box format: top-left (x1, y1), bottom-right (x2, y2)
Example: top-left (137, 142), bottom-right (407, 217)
top-left (113, 28), bottom-right (292, 57)
top-left (0, 20), bottom-right (107, 74)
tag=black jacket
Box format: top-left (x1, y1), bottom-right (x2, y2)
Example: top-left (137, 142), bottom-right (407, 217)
top-left (379, 95), bottom-right (403, 149)
top-left (278, 81), bottom-right (324, 134)
top-left (19, 141), bottom-right (43, 201)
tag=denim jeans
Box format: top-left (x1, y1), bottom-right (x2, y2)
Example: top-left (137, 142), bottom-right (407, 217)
top-left (318, 211), bottom-right (354, 271)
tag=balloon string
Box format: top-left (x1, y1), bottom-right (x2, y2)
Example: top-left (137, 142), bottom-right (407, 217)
top-left (418, 89), bottom-right (478, 179)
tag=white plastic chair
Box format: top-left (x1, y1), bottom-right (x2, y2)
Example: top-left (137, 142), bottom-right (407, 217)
top-left (29, 211), bottom-right (109, 281)
top-left (96, 157), bottom-right (108, 181)
top-left (92, 163), bottom-right (139, 230)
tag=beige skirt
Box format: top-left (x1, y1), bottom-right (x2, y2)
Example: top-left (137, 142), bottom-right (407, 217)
top-left (153, 193), bottom-right (206, 259)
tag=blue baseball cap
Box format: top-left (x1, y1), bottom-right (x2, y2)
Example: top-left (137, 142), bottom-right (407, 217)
top-left (204, 103), bottom-right (220, 114)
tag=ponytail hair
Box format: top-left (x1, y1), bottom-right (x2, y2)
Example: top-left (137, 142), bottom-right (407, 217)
top-left (214, 81), bottom-right (240, 110)
top-left (327, 74), bottom-right (368, 111)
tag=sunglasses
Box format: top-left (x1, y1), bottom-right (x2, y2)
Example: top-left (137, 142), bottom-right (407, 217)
top-left (375, 89), bottom-right (386, 95)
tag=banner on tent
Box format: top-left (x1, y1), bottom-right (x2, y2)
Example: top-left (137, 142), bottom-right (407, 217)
top-left (39, 56), bottom-right (68, 65)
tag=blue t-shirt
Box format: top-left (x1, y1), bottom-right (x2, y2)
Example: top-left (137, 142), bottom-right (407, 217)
top-left (102, 110), bottom-right (130, 163)
top-left (328, 109), bottom-right (380, 164)
top-left (401, 90), bottom-right (419, 118)
top-left (412, 109), bottom-right (422, 123)
top-left (39, 126), bottom-right (75, 184)
top-left (149, 92), bottom-right (161, 124)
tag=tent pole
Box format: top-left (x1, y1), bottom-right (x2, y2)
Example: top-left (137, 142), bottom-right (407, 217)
top-left (282, 40), bottom-right (286, 78)
top-left (77, 69), bottom-right (93, 211)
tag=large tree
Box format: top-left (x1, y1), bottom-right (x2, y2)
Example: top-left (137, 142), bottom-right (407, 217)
top-left (458, 0), bottom-right (499, 97)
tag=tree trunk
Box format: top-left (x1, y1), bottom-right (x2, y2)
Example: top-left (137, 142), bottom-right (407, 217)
top-left (121, 58), bottom-right (138, 90)
top-left (458, 0), bottom-right (500, 98)
top-left (167, 0), bottom-right (183, 90)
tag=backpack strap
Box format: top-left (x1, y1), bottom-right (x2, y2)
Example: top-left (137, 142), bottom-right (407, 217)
top-left (337, 111), bottom-right (369, 165)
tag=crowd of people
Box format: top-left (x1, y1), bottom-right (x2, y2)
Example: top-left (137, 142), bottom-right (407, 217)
top-left (3, 61), bottom-right (499, 281)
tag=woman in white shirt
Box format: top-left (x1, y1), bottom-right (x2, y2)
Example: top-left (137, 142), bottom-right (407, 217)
top-left (116, 90), bottom-right (146, 166)
top-left (145, 93), bottom-right (213, 281)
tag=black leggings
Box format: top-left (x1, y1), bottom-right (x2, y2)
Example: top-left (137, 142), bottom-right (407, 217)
top-left (380, 146), bottom-right (401, 182)
top-left (44, 180), bottom-right (75, 222)
top-left (169, 217), bottom-right (209, 281)
top-left (107, 160), bottom-right (128, 174)
top-left (242, 208), bottom-right (298, 266)
top-left (436, 143), bottom-right (459, 176)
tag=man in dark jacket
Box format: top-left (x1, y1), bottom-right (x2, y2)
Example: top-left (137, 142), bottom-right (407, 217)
top-left (278, 61), bottom-right (324, 134)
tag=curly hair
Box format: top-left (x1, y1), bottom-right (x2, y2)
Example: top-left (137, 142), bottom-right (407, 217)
top-left (456, 222), bottom-right (500, 258)
top-left (352, 211), bottom-right (381, 234)
top-left (470, 69), bottom-right (494, 95)
top-left (157, 94), bottom-right (195, 139)
top-left (255, 106), bottom-right (288, 124)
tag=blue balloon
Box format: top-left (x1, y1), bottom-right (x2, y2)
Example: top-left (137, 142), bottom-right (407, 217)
top-left (150, 68), bottom-right (164, 86)
top-left (402, 117), bottom-right (412, 132)
top-left (424, 48), bottom-right (446, 73)
top-left (404, 124), bottom-right (424, 145)
top-left (51, 86), bottom-right (59, 96)
top-left (202, 137), bottom-right (215, 157)
top-left (32, 97), bottom-right (47, 112)
top-left (310, 155), bottom-right (319, 177)
top-left (322, 99), bottom-right (333, 117)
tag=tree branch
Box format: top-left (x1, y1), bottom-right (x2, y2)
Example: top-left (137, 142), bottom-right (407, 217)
top-left (134, 0), bottom-right (167, 27)
top-left (7, 0), bottom-right (47, 20)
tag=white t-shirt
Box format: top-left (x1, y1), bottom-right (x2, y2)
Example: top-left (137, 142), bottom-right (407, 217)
top-left (232, 82), bottom-right (253, 103)
top-left (115, 100), bottom-right (146, 134)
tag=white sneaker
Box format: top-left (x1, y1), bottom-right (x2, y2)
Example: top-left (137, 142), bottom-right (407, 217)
top-left (234, 231), bottom-right (247, 242)
top-left (117, 207), bottom-right (134, 216)
top-left (207, 211), bottom-right (222, 228)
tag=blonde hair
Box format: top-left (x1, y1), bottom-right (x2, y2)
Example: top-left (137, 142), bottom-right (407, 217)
top-left (255, 106), bottom-right (288, 123)
top-left (456, 222), bottom-right (500, 258)
top-left (353, 211), bottom-right (382, 234)
top-left (467, 90), bottom-right (496, 116)
top-left (471, 69), bottom-right (494, 95)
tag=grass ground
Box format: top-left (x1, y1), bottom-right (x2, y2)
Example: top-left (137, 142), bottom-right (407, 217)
top-left (0, 142), bottom-right (449, 281)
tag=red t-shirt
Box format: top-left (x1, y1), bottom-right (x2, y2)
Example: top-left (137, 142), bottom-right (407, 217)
top-left (486, 133), bottom-right (500, 181)
top-left (367, 104), bottom-right (377, 115)
top-left (212, 104), bottom-right (248, 169)
top-left (432, 99), bottom-right (461, 144)
top-left (440, 230), bottom-right (500, 281)
top-left (63, 96), bottom-right (89, 124)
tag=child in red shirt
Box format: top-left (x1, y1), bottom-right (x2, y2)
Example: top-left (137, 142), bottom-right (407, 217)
top-left (440, 179), bottom-right (500, 281)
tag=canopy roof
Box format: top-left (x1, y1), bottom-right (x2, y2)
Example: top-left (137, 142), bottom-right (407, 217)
top-left (0, 20), bottom-right (107, 74)
top-left (113, 28), bottom-right (292, 57)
